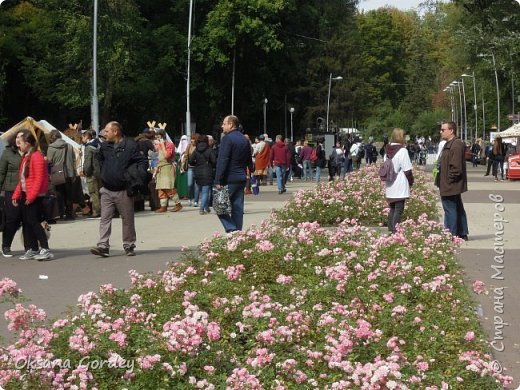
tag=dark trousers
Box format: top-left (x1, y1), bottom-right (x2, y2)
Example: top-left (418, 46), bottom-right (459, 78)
top-left (388, 200), bottom-right (405, 233)
top-left (492, 157), bottom-right (504, 179)
top-left (485, 158), bottom-right (493, 175)
top-left (2, 191), bottom-right (22, 249)
top-left (20, 193), bottom-right (49, 251)
top-left (55, 178), bottom-right (74, 218)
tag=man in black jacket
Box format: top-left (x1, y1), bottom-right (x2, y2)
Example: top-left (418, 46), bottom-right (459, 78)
top-left (90, 121), bottom-right (147, 257)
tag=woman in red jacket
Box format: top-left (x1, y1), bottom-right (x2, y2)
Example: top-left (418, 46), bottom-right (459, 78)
top-left (11, 129), bottom-right (53, 261)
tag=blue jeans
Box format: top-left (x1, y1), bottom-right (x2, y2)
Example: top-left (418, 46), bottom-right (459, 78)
top-left (275, 165), bottom-right (286, 192)
top-left (198, 184), bottom-right (211, 211)
top-left (441, 194), bottom-right (469, 237)
top-left (303, 160), bottom-right (312, 180)
top-left (217, 182), bottom-right (245, 233)
top-left (187, 167), bottom-right (199, 203)
top-left (315, 166), bottom-right (322, 183)
top-left (345, 158), bottom-right (353, 174)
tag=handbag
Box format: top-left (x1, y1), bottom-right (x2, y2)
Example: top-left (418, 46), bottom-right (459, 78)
top-left (50, 163), bottom-right (66, 186)
top-left (251, 176), bottom-right (259, 195)
top-left (50, 144), bottom-right (69, 186)
top-left (212, 186), bottom-right (232, 215)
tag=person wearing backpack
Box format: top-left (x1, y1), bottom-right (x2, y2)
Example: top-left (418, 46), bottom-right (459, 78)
top-left (349, 137), bottom-right (363, 170)
top-left (81, 130), bottom-right (102, 218)
top-left (382, 128), bottom-right (414, 234)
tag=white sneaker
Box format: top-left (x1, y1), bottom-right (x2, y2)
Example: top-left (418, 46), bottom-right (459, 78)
top-left (34, 249), bottom-right (54, 261)
top-left (19, 249), bottom-right (39, 260)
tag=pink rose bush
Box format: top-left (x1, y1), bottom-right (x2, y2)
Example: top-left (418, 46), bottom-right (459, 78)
top-left (0, 213), bottom-right (511, 388)
top-left (0, 278), bottom-right (21, 300)
top-left (273, 164), bottom-right (438, 227)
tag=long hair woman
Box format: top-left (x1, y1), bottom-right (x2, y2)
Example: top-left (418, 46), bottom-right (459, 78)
top-left (11, 129), bottom-right (54, 260)
top-left (492, 137), bottom-right (505, 181)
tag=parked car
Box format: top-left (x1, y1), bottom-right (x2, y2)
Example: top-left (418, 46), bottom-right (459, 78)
top-left (464, 145), bottom-right (473, 161)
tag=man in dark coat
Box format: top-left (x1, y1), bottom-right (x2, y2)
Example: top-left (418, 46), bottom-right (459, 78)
top-left (214, 115), bottom-right (254, 232)
top-left (90, 121), bottom-right (147, 257)
top-left (438, 121), bottom-right (468, 240)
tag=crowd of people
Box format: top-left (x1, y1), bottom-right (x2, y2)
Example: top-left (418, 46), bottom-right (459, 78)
top-left (1, 114), bottom-right (496, 260)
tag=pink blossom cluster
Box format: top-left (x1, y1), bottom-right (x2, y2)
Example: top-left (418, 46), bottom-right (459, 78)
top-left (68, 326), bottom-right (95, 355)
top-left (4, 304), bottom-right (46, 331)
top-left (226, 367), bottom-right (263, 389)
top-left (472, 280), bottom-right (487, 295)
top-left (0, 278), bottom-right (21, 298)
top-left (161, 302), bottom-right (220, 355)
top-left (223, 264), bottom-right (246, 280)
top-left (138, 354), bottom-right (161, 370)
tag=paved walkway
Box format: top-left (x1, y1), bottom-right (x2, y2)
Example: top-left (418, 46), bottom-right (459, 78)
top-left (456, 163), bottom-right (520, 388)
top-left (1, 165), bottom-right (519, 387)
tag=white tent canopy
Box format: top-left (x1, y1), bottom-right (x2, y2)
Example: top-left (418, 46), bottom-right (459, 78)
top-left (496, 123), bottom-right (520, 138)
top-left (37, 119), bottom-right (81, 150)
top-left (0, 116), bottom-right (80, 152)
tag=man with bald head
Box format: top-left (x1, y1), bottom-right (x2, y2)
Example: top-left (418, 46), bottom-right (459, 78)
top-left (214, 115), bottom-right (254, 233)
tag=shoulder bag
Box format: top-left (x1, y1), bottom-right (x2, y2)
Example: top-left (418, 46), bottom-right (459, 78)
top-left (50, 145), bottom-right (68, 186)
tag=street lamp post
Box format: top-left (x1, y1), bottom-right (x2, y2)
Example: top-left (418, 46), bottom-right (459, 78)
top-left (443, 86), bottom-right (456, 122)
top-left (91, 0), bottom-right (99, 134)
top-left (451, 81), bottom-right (463, 133)
top-left (478, 52), bottom-right (500, 131)
top-left (263, 98), bottom-right (268, 134)
top-left (448, 85), bottom-right (458, 123)
top-left (482, 86), bottom-right (486, 141)
top-left (450, 88), bottom-right (457, 122)
top-left (460, 78), bottom-right (468, 143)
top-left (462, 72), bottom-right (478, 140)
top-left (326, 73), bottom-right (343, 133)
top-left (289, 107), bottom-right (295, 141)
top-left (186, 0), bottom-right (194, 138)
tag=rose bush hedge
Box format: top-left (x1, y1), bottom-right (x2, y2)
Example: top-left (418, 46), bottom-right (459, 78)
top-left (272, 165), bottom-right (439, 228)
top-left (0, 216), bottom-right (511, 389)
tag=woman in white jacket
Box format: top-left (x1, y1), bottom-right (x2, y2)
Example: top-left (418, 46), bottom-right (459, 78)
top-left (384, 128), bottom-right (414, 233)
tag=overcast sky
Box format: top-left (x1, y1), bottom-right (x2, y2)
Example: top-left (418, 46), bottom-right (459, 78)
top-left (359, 0), bottom-right (424, 12)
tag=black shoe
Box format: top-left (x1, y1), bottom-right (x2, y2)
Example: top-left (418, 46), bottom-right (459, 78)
top-left (125, 247), bottom-right (136, 257)
top-left (484, 173), bottom-right (489, 176)
top-left (90, 246), bottom-right (109, 257)
top-left (458, 235), bottom-right (469, 241)
top-left (282, 188), bottom-right (286, 193)
top-left (1, 247), bottom-right (13, 258)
